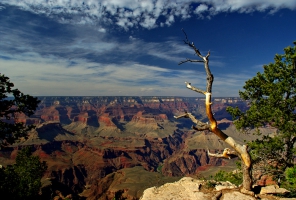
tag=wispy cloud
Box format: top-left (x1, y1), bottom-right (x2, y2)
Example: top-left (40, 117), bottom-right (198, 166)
top-left (212, 73), bottom-right (256, 96)
top-left (0, 51), bottom-right (208, 96)
top-left (0, 46), bottom-right (258, 97)
top-left (1, 0), bottom-right (295, 30)
top-left (0, 12), bottom-right (216, 67)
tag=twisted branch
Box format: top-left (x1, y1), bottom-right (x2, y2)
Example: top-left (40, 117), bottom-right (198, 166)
top-left (182, 28), bottom-right (203, 59)
top-left (174, 111), bottom-right (210, 131)
top-left (185, 82), bottom-right (206, 95)
top-left (179, 58), bottom-right (204, 65)
top-left (208, 148), bottom-right (238, 159)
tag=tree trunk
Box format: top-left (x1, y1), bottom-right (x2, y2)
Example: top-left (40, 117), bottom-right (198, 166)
top-left (242, 161), bottom-right (252, 191)
top-left (206, 92), bottom-right (252, 191)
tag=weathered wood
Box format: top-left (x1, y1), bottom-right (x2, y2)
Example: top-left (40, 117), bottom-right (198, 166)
top-left (177, 30), bottom-right (253, 191)
top-left (174, 112), bottom-right (210, 130)
top-left (208, 148), bottom-right (238, 159)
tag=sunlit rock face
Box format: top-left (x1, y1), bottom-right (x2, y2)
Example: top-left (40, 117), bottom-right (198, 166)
top-left (27, 96), bottom-right (248, 126)
top-left (1, 96), bottom-right (252, 199)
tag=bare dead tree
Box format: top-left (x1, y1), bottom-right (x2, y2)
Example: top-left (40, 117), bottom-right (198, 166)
top-left (174, 29), bottom-right (253, 194)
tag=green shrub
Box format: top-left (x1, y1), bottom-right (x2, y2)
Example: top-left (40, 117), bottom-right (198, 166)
top-left (157, 163), bottom-right (163, 173)
top-left (213, 170), bottom-right (243, 186)
top-left (280, 166), bottom-right (296, 197)
top-left (285, 166), bottom-right (296, 185)
top-left (204, 180), bottom-right (217, 189)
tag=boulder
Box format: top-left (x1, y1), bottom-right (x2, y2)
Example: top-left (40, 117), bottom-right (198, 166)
top-left (221, 191), bottom-right (256, 200)
top-left (215, 181), bottom-right (237, 191)
top-left (140, 177), bottom-right (210, 200)
top-left (260, 185), bottom-right (290, 195)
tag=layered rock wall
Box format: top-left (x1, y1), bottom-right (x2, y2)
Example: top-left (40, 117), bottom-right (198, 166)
top-left (0, 96), bottom-right (250, 199)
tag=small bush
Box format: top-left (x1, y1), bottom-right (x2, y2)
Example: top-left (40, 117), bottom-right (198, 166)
top-left (280, 166), bottom-right (296, 197)
top-left (285, 166), bottom-right (296, 185)
top-left (204, 180), bottom-right (217, 189)
top-left (213, 170), bottom-right (243, 186)
top-left (157, 163), bottom-right (163, 173)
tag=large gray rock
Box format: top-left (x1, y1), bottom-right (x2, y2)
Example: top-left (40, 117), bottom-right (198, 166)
top-left (215, 181), bottom-right (237, 191)
top-left (221, 191), bottom-right (256, 200)
top-left (140, 177), bottom-right (211, 200)
top-left (260, 185), bottom-right (290, 195)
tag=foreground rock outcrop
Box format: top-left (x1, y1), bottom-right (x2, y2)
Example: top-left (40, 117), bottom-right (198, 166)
top-left (140, 177), bottom-right (295, 200)
top-left (140, 177), bottom-right (253, 200)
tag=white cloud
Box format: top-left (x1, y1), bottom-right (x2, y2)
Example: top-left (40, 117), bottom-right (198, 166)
top-left (165, 14), bottom-right (175, 26)
top-left (98, 27), bottom-right (106, 33)
top-left (194, 4), bottom-right (208, 16)
top-left (0, 5), bottom-right (6, 11)
top-left (1, 0), bottom-right (295, 30)
top-left (140, 16), bottom-right (157, 29)
top-left (68, 40), bottom-right (116, 53)
top-left (129, 36), bottom-right (137, 41)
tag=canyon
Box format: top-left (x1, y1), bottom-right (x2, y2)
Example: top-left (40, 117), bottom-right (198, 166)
top-left (0, 96), bottom-right (273, 199)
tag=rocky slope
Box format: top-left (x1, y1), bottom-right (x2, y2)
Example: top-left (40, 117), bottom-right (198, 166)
top-left (0, 96), bottom-right (271, 199)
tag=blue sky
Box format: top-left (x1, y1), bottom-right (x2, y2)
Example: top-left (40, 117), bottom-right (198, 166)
top-left (0, 1), bottom-right (295, 97)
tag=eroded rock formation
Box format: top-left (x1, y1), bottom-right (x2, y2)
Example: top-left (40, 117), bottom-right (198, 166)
top-left (0, 96), bottom-right (256, 199)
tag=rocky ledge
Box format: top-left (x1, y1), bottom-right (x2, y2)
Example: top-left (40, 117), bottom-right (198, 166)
top-left (140, 177), bottom-right (295, 200)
